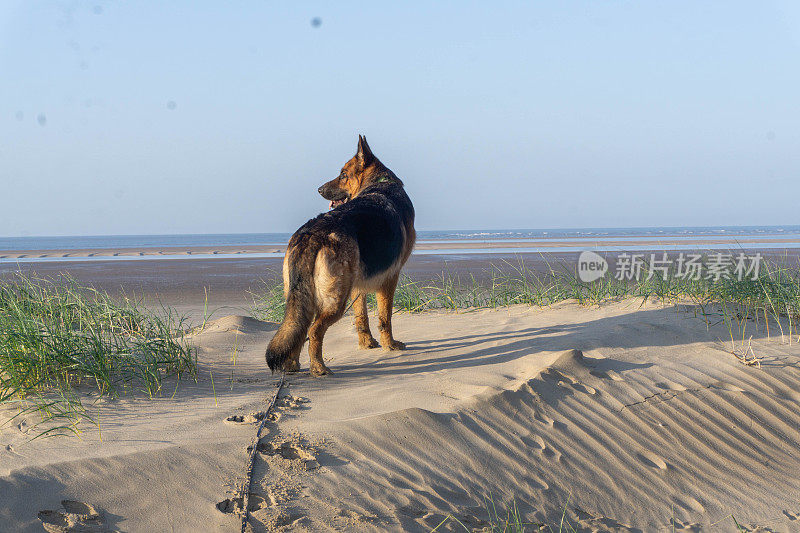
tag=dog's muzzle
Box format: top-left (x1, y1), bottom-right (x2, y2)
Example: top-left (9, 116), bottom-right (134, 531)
top-left (318, 181), bottom-right (349, 209)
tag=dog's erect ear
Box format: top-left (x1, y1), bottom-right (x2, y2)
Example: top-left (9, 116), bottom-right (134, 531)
top-left (356, 135), bottom-right (374, 166)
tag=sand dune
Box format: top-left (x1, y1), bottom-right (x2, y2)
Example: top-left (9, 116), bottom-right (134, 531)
top-left (2, 300), bottom-right (800, 531)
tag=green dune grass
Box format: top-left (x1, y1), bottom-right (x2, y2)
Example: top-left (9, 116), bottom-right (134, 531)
top-left (0, 273), bottom-right (197, 438)
top-left (251, 255), bottom-right (800, 362)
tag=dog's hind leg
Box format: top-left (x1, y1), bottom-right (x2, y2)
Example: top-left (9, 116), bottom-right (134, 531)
top-left (308, 309), bottom-right (343, 376)
top-left (353, 292), bottom-right (379, 349)
top-left (377, 273), bottom-right (405, 351)
top-left (308, 250), bottom-right (353, 376)
top-left (306, 237), bottom-right (360, 375)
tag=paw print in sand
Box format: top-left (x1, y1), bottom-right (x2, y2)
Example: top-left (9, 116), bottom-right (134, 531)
top-left (38, 500), bottom-right (111, 533)
top-left (257, 440), bottom-right (320, 470)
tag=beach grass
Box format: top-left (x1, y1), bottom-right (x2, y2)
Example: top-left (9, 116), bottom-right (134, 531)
top-left (430, 501), bottom-right (755, 532)
top-left (430, 492), bottom-right (760, 532)
top-left (249, 278), bottom-right (287, 323)
top-left (0, 273), bottom-right (197, 437)
top-left (251, 255), bottom-right (800, 353)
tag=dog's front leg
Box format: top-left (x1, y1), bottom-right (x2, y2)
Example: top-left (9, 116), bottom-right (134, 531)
top-left (353, 292), bottom-right (380, 349)
top-left (377, 274), bottom-right (405, 351)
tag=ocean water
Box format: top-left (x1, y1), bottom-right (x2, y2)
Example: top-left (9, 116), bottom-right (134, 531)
top-left (2, 226), bottom-right (800, 251)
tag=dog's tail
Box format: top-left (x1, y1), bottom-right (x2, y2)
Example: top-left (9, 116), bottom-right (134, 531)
top-left (265, 244), bottom-right (318, 372)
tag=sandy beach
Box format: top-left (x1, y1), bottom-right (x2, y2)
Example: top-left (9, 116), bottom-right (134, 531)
top-left (2, 283), bottom-right (800, 531)
top-left (5, 0), bottom-right (799, 530)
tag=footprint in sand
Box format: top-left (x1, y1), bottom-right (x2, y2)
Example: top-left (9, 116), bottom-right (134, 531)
top-left (216, 493), bottom-right (272, 514)
top-left (277, 395), bottom-right (311, 410)
top-left (273, 508), bottom-right (308, 528)
top-left (223, 411), bottom-right (268, 425)
top-left (257, 440), bottom-right (320, 470)
top-left (216, 497), bottom-right (241, 514)
top-left (38, 500), bottom-right (108, 533)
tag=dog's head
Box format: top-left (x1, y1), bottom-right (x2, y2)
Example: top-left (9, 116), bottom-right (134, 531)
top-left (318, 135), bottom-right (401, 209)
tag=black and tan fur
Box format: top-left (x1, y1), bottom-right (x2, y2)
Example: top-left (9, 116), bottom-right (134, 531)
top-left (265, 136), bottom-right (415, 376)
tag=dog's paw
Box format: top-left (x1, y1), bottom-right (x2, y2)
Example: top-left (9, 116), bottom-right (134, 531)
top-left (358, 335), bottom-right (380, 349)
top-left (283, 359), bottom-right (301, 373)
top-left (383, 339), bottom-right (406, 351)
top-left (310, 364), bottom-right (333, 377)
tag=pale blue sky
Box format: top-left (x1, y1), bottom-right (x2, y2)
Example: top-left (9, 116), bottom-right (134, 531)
top-left (1, 1), bottom-right (798, 237)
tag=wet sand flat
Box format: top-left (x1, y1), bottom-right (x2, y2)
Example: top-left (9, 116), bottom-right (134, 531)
top-left (2, 236), bottom-right (800, 260)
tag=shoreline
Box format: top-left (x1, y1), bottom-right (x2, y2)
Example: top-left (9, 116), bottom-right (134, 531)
top-left (2, 236), bottom-right (800, 261)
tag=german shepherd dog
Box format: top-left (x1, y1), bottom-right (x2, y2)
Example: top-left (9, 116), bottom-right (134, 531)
top-left (265, 136), bottom-right (415, 376)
